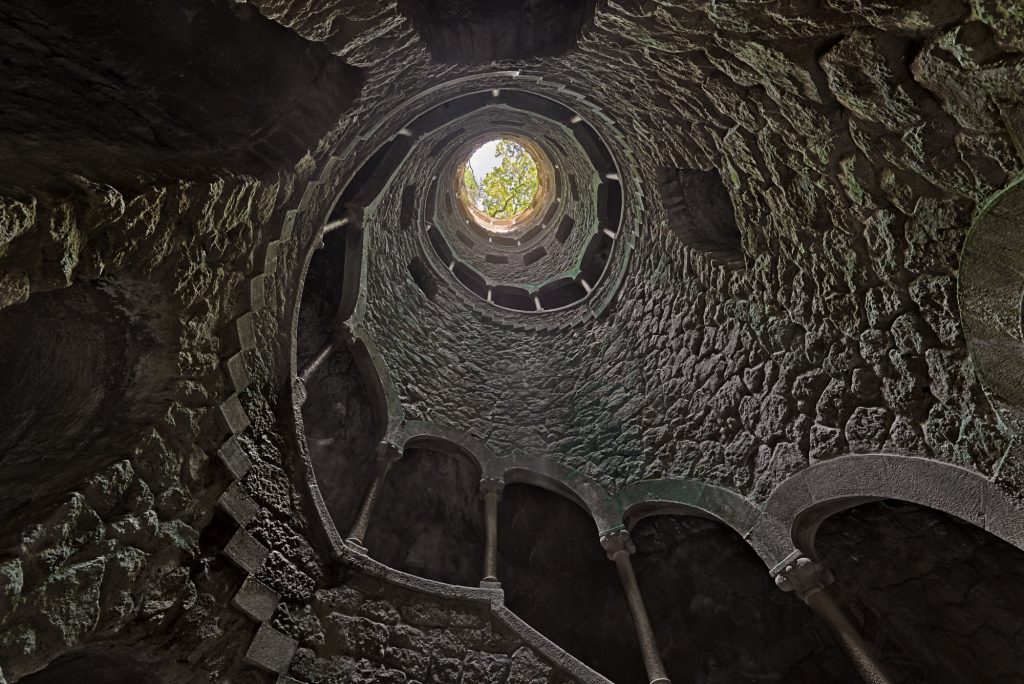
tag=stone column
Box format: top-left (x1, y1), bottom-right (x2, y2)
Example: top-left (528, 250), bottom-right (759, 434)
top-left (601, 530), bottom-right (671, 684)
top-left (775, 556), bottom-right (893, 684)
top-left (346, 441), bottom-right (402, 552)
top-left (300, 341), bottom-right (335, 384)
top-left (479, 477), bottom-right (504, 588)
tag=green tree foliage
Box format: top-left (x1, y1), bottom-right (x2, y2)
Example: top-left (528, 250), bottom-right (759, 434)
top-left (464, 140), bottom-right (538, 219)
top-left (463, 163), bottom-right (482, 207)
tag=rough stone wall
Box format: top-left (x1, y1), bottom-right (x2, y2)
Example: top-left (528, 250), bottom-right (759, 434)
top-left (0, 169), bottom-right (292, 680)
top-left (353, 1), bottom-right (1024, 499)
top-left (0, 0), bottom-right (349, 660)
top-left (4, 0), bottom-right (1024, 682)
top-left (0, 0), bottom-right (360, 194)
top-left (0, 4), bottom-right (612, 678)
top-left (0, 1), bottom-right (363, 679)
top-left (285, 575), bottom-right (570, 684)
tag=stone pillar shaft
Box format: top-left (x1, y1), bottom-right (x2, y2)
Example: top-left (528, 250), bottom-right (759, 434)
top-left (346, 442), bottom-right (401, 549)
top-left (602, 531), bottom-right (671, 684)
top-left (300, 341), bottom-right (335, 383)
top-left (775, 556), bottom-right (893, 684)
top-left (480, 477), bottom-right (504, 587)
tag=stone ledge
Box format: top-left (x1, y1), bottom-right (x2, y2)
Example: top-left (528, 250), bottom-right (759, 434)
top-left (217, 481), bottom-right (259, 526)
top-left (233, 576), bottom-right (281, 623)
top-left (224, 528), bottom-right (270, 574)
top-left (217, 435), bottom-right (252, 479)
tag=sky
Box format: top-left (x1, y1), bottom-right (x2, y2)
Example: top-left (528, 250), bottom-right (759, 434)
top-left (466, 139), bottom-right (502, 184)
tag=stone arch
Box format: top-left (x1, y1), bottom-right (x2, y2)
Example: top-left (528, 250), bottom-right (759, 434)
top-left (960, 175), bottom-right (1024, 436)
top-left (500, 454), bottom-right (621, 534)
top-left (616, 477), bottom-right (761, 542)
top-left (363, 443), bottom-right (486, 586)
top-left (626, 512), bottom-right (857, 684)
top-left (760, 453), bottom-right (1024, 565)
top-left (393, 420), bottom-right (622, 533)
top-left (496, 480), bottom-right (641, 683)
top-left (342, 328), bottom-right (402, 438)
top-left (394, 420), bottom-right (495, 474)
top-left (289, 224), bottom-right (397, 555)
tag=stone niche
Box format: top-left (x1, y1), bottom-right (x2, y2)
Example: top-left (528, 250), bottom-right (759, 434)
top-left (658, 167), bottom-right (743, 261)
top-left (0, 278), bottom-right (179, 549)
top-left (397, 0), bottom-right (598, 63)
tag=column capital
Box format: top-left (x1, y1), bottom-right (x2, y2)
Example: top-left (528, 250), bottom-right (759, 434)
top-left (479, 477), bottom-right (505, 499)
top-left (774, 555), bottom-right (834, 601)
top-left (600, 529), bottom-right (635, 560)
top-left (375, 440), bottom-right (403, 465)
top-left (341, 203), bottom-right (364, 233)
top-left (336, 319), bottom-right (359, 346)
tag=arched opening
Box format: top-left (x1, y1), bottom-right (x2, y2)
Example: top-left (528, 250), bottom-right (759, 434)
top-left (397, 0), bottom-right (598, 63)
top-left (458, 136), bottom-right (547, 232)
top-left (296, 229), bottom-right (346, 368)
top-left (362, 448), bottom-right (484, 586)
top-left (297, 220), bottom-right (379, 542)
top-left (815, 500), bottom-right (1024, 684)
top-left (301, 345), bottom-right (378, 541)
top-left (630, 515), bottom-right (855, 683)
top-left (657, 167), bottom-right (743, 264)
top-left (408, 256), bottom-right (439, 300)
top-left (498, 484), bottom-right (643, 683)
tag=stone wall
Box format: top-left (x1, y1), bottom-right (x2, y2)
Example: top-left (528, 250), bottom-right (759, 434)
top-left (351, 1), bottom-right (1024, 501)
top-left (4, 0), bottom-right (1024, 682)
top-left (285, 575), bottom-right (571, 684)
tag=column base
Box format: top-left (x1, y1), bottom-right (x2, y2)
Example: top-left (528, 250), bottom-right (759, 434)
top-left (479, 578), bottom-right (502, 590)
top-left (649, 678), bottom-right (671, 684)
top-left (345, 539), bottom-right (368, 554)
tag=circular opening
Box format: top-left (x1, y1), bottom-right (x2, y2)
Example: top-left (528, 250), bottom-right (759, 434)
top-left (461, 138), bottom-right (540, 232)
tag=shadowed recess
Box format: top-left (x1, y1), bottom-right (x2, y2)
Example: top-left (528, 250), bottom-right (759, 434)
top-left (397, 0), bottom-right (598, 63)
top-left (1, 0), bottom-right (363, 192)
top-left (0, 278), bottom-right (178, 549)
top-left (363, 448), bottom-right (485, 586)
top-left (817, 500), bottom-right (1024, 684)
top-left (498, 484), bottom-right (644, 684)
top-left (631, 516), bottom-right (856, 684)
